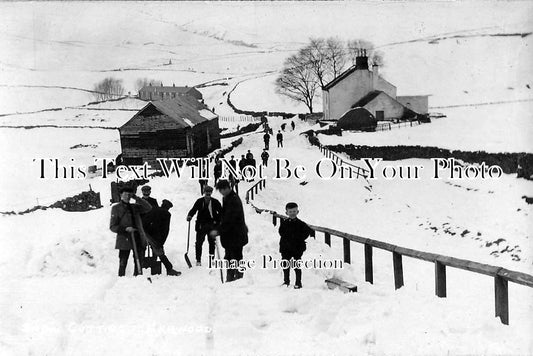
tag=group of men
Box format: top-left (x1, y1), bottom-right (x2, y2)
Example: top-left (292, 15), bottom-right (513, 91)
top-left (109, 180), bottom-right (251, 283)
top-left (109, 120), bottom-right (313, 287)
top-left (109, 185), bottom-right (181, 277)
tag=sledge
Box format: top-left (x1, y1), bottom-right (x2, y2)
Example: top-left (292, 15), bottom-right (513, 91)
top-left (325, 278), bottom-right (357, 293)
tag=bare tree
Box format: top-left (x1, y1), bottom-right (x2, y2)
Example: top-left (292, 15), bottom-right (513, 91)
top-left (324, 37), bottom-right (348, 80)
top-left (93, 77), bottom-right (125, 101)
top-left (301, 37), bottom-right (347, 87)
top-left (302, 38), bottom-right (328, 88)
top-left (276, 37), bottom-right (382, 112)
top-left (275, 51), bottom-right (319, 113)
top-left (134, 78), bottom-right (162, 91)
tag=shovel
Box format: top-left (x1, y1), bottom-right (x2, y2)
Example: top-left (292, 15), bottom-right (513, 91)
top-left (184, 221), bottom-right (193, 268)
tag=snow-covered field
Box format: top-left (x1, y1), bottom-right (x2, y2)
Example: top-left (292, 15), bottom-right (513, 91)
top-left (1, 2), bottom-right (532, 355)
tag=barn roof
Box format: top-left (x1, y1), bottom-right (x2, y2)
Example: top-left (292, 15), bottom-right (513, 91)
top-left (139, 85), bottom-right (200, 94)
top-left (120, 97), bottom-right (217, 134)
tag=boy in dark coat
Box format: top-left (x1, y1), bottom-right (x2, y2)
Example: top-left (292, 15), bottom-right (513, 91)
top-left (142, 199), bottom-right (181, 276)
top-left (211, 180), bottom-right (248, 282)
top-left (187, 186), bottom-right (222, 266)
top-left (278, 202), bottom-right (313, 289)
top-left (110, 186), bottom-right (152, 276)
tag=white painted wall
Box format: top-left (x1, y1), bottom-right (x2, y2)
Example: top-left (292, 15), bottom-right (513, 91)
top-left (324, 69), bottom-right (397, 120)
top-left (363, 92), bottom-right (406, 120)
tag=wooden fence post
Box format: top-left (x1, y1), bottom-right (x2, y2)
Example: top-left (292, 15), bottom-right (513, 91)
top-left (435, 261), bottom-right (447, 298)
top-left (250, 189), bottom-right (254, 200)
top-left (272, 214), bottom-right (277, 226)
top-left (343, 238), bottom-right (351, 263)
top-left (365, 244), bottom-right (373, 284)
top-left (495, 275), bottom-right (509, 325)
top-left (324, 232), bottom-right (331, 247)
top-left (393, 252), bottom-right (404, 289)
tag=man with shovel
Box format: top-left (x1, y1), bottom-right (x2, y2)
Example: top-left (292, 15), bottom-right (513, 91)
top-left (142, 199), bottom-right (181, 276)
top-left (110, 186), bottom-right (152, 277)
top-left (211, 180), bottom-right (248, 282)
top-left (186, 185), bottom-right (222, 266)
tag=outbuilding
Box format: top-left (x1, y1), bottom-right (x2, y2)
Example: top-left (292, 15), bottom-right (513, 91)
top-left (119, 96), bottom-right (220, 166)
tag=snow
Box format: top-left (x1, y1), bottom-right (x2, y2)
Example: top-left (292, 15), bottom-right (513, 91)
top-left (319, 101), bottom-right (533, 153)
top-left (199, 109), bottom-right (217, 120)
top-left (0, 1), bottom-right (532, 355)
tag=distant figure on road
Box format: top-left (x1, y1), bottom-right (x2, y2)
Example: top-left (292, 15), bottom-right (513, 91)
top-left (263, 132), bottom-right (270, 150)
top-left (261, 149), bottom-right (269, 167)
top-left (238, 154), bottom-right (246, 171)
top-left (291, 121), bottom-right (295, 131)
top-left (214, 158), bottom-right (223, 185)
top-left (281, 123), bottom-right (286, 131)
top-left (276, 130), bottom-right (283, 148)
top-left (229, 155), bottom-right (237, 170)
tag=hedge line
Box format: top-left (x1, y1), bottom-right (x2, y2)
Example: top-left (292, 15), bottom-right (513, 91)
top-left (226, 81), bottom-right (299, 119)
top-left (220, 122), bottom-right (262, 139)
top-left (326, 144), bottom-right (533, 178)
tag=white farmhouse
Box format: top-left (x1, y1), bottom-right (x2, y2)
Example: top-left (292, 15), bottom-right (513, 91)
top-left (322, 50), bottom-right (428, 121)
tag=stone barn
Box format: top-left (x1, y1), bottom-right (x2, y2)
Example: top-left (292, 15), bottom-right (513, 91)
top-left (119, 97), bottom-right (220, 166)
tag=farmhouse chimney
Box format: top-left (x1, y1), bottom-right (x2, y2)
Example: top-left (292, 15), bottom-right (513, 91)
top-left (372, 63), bottom-right (379, 90)
top-left (355, 48), bottom-right (369, 70)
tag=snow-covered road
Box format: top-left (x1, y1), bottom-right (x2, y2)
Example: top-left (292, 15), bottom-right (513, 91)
top-left (2, 118), bottom-right (531, 355)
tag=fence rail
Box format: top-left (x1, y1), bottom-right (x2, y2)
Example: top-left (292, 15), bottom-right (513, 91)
top-left (245, 178), bottom-right (266, 203)
top-left (374, 120), bottom-right (421, 132)
top-left (267, 211), bottom-right (532, 325)
top-left (318, 145), bottom-right (369, 179)
top-left (219, 115), bottom-right (260, 123)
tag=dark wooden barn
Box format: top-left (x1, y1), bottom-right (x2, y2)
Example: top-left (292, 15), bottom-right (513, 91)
top-left (119, 97), bottom-right (220, 166)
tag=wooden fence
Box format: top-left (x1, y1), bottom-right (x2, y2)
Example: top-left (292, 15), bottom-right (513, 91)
top-left (241, 141), bottom-right (533, 325)
top-left (268, 212), bottom-right (533, 325)
top-left (375, 120), bottom-right (422, 131)
top-left (245, 178), bottom-right (266, 203)
top-left (318, 145), bottom-right (369, 179)
top-left (219, 115), bottom-right (260, 123)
